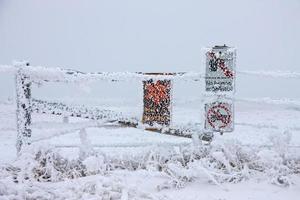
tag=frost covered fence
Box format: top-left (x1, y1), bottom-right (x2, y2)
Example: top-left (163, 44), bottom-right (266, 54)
top-left (15, 62), bottom-right (32, 153)
top-left (1, 65), bottom-right (204, 83)
top-left (235, 122), bottom-right (300, 132)
top-left (238, 70), bottom-right (300, 79)
top-left (32, 99), bottom-right (198, 138)
top-left (12, 64), bottom-right (204, 152)
top-left (236, 97), bottom-right (300, 108)
top-left (32, 99), bottom-right (139, 125)
top-left (175, 96), bottom-right (300, 109)
top-left (2, 64), bottom-right (300, 81)
top-left (1, 61), bottom-right (300, 152)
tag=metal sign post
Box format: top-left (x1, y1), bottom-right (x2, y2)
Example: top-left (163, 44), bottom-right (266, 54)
top-left (203, 45), bottom-right (236, 136)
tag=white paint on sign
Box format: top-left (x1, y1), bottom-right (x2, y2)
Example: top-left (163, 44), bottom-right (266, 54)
top-left (205, 46), bottom-right (236, 93)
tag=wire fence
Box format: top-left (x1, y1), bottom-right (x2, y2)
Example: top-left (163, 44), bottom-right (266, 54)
top-left (0, 63), bottom-right (299, 150)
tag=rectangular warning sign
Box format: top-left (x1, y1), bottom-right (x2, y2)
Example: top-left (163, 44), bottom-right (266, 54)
top-left (142, 79), bottom-right (172, 127)
top-left (205, 46), bottom-right (236, 93)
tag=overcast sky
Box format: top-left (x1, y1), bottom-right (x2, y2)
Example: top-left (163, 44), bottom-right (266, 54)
top-left (0, 0), bottom-right (299, 100)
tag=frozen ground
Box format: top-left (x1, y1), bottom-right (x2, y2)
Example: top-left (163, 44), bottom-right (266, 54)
top-left (0, 100), bottom-right (300, 199)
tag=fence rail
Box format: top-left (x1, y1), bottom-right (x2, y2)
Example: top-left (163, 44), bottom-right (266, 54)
top-left (238, 70), bottom-right (300, 79)
top-left (1, 63), bottom-right (300, 152)
top-left (1, 64), bottom-right (300, 82)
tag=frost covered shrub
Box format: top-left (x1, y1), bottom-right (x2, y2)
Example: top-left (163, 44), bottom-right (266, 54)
top-left (255, 149), bottom-right (293, 187)
top-left (158, 136), bottom-right (300, 188)
top-left (285, 156), bottom-right (300, 174)
top-left (253, 130), bottom-right (296, 187)
top-left (82, 155), bottom-right (106, 175)
top-left (269, 130), bottom-right (292, 159)
top-left (6, 144), bottom-right (87, 182)
top-left (2, 133), bottom-right (299, 188)
top-left (104, 146), bottom-right (176, 171)
top-left (158, 141), bottom-right (254, 188)
top-left (33, 148), bottom-right (86, 181)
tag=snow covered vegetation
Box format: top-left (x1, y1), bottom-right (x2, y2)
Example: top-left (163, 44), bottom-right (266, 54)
top-left (0, 64), bottom-right (300, 199)
top-left (0, 98), bottom-right (300, 199)
top-left (0, 132), bottom-right (299, 199)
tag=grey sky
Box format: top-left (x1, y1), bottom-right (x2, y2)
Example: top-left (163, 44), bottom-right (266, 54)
top-left (0, 0), bottom-right (299, 100)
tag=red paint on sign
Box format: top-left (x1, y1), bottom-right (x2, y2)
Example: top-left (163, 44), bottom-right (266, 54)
top-left (207, 103), bottom-right (232, 129)
top-left (145, 81), bottom-right (169, 105)
top-left (207, 52), bottom-right (234, 78)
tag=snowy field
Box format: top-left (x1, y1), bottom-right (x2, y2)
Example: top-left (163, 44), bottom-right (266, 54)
top-left (0, 0), bottom-right (299, 199)
top-left (0, 99), bottom-right (300, 200)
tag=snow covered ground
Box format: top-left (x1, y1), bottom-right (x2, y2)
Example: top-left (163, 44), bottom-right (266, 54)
top-left (0, 100), bottom-right (300, 199)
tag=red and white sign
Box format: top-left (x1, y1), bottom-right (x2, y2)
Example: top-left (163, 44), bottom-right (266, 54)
top-left (205, 46), bottom-right (236, 93)
top-left (205, 101), bottom-right (233, 132)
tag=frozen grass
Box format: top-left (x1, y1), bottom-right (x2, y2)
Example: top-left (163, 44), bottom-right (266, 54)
top-left (0, 101), bottom-right (300, 199)
top-left (0, 137), bottom-right (300, 199)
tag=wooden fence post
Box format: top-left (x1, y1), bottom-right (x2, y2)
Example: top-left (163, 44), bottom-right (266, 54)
top-left (15, 62), bottom-right (32, 153)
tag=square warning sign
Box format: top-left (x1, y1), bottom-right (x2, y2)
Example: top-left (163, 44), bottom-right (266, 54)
top-left (204, 101), bottom-right (234, 132)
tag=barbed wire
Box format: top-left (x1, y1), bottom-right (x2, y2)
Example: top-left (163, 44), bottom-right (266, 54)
top-left (1, 64), bottom-right (300, 82)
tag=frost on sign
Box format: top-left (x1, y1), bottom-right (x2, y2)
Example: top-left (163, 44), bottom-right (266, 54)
top-left (205, 46), bottom-right (236, 93)
top-left (205, 101), bottom-right (233, 132)
top-left (142, 79), bottom-right (172, 127)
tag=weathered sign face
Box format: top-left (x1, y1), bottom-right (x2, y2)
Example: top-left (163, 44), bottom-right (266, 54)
top-left (142, 79), bottom-right (172, 127)
top-left (205, 46), bottom-right (236, 93)
top-left (204, 101), bottom-right (233, 132)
